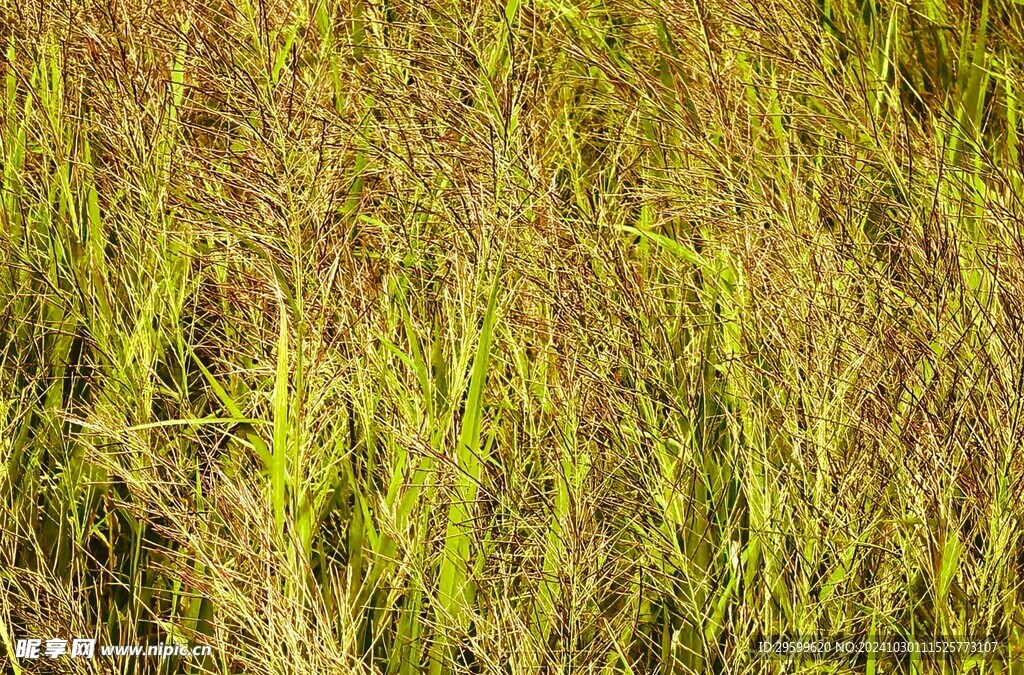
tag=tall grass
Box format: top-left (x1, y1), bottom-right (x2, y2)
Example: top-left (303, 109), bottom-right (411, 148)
top-left (2, 0), bottom-right (1024, 672)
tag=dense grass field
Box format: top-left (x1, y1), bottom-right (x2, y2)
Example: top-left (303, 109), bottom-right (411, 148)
top-left (3, 0), bottom-right (1024, 672)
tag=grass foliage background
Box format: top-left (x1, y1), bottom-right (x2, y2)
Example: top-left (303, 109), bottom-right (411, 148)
top-left (2, 0), bottom-right (1024, 672)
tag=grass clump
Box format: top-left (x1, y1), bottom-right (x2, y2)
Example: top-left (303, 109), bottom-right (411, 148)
top-left (2, 0), bottom-right (1024, 672)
